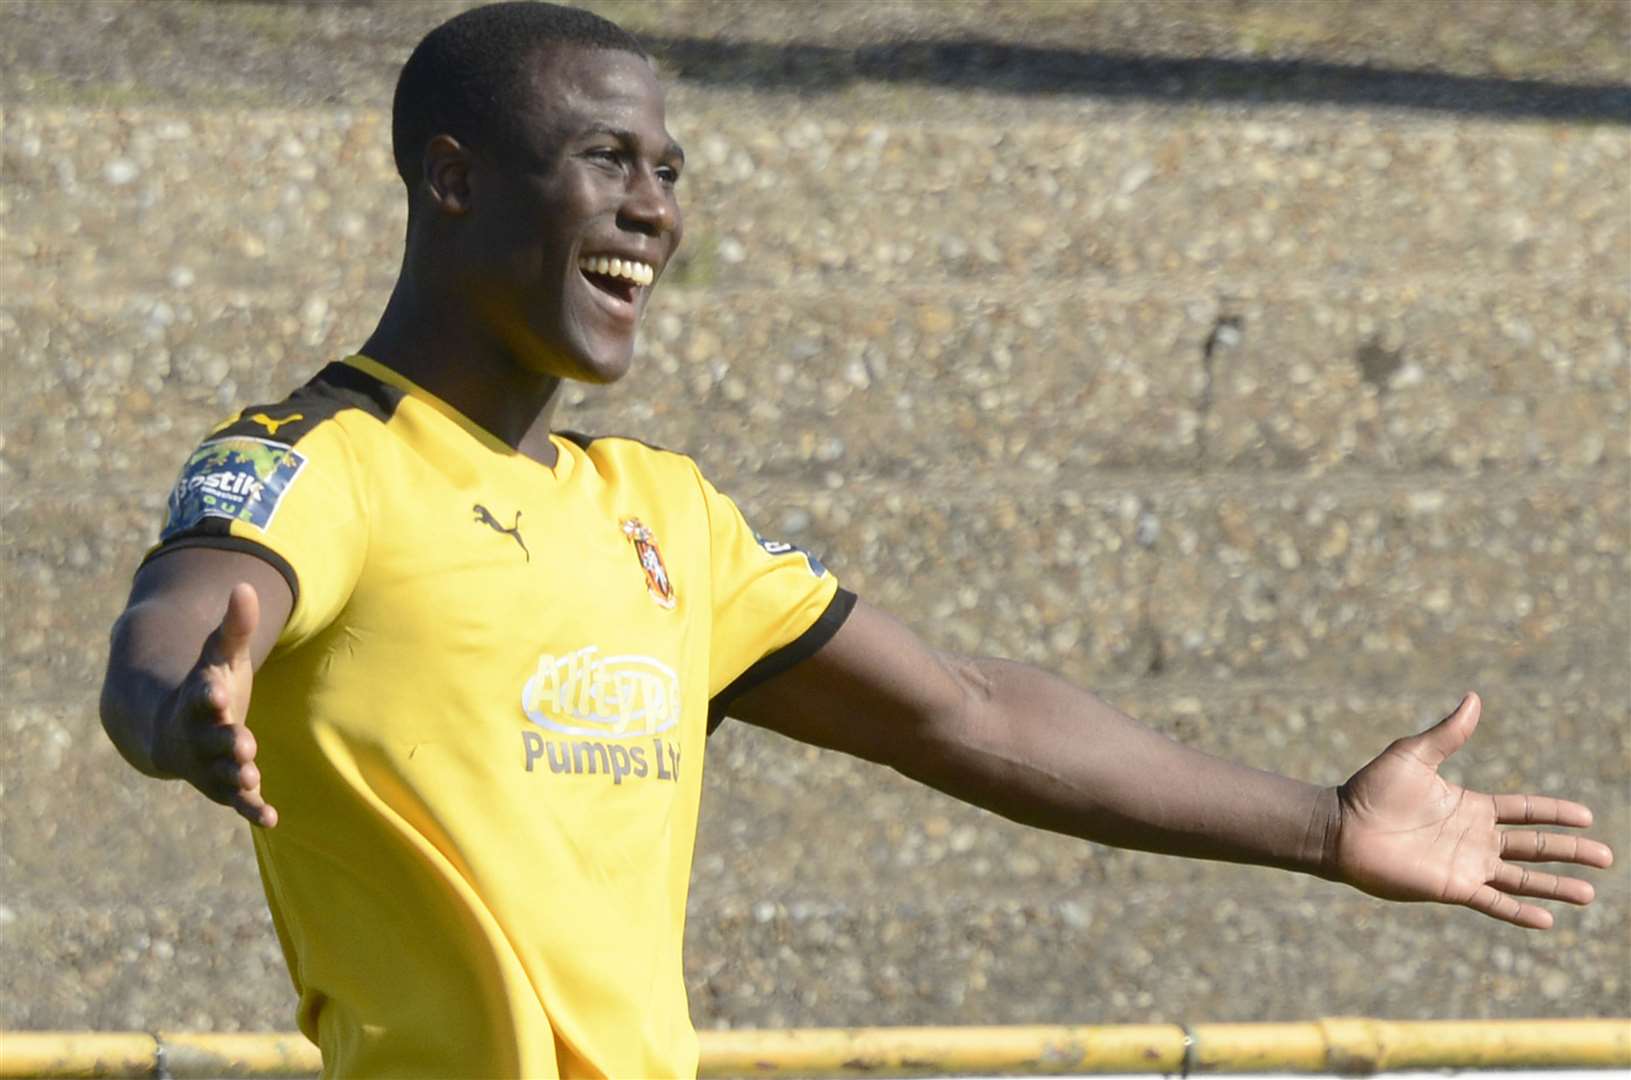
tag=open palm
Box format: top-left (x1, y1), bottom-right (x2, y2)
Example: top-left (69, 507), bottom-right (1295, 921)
top-left (1332, 693), bottom-right (1613, 929)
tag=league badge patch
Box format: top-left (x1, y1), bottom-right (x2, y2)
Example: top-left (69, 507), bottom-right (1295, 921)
top-left (621, 517), bottom-right (676, 609)
top-left (754, 531), bottom-right (827, 578)
top-left (162, 436), bottom-right (308, 540)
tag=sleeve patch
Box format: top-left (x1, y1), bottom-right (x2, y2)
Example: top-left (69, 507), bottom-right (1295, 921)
top-left (162, 436), bottom-right (308, 540)
top-left (753, 532), bottom-right (827, 578)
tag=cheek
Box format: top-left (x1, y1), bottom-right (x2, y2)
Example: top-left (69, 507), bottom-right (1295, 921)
top-left (477, 227), bottom-right (570, 303)
top-left (458, 215), bottom-right (530, 286)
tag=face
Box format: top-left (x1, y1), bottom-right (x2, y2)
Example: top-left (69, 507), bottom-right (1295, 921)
top-left (445, 46), bottom-right (685, 385)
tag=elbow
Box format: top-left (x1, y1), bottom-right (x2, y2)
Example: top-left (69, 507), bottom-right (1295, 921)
top-left (98, 613), bottom-right (128, 736)
top-left (943, 652), bottom-right (997, 720)
top-left (97, 670), bottom-right (129, 751)
top-left (99, 608), bottom-right (138, 722)
top-left (912, 650), bottom-right (1002, 757)
top-left (98, 609), bottom-right (159, 776)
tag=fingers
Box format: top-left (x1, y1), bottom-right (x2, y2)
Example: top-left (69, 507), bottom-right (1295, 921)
top-left (1491, 861), bottom-right (1597, 906)
top-left (1492, 793), bottom-right (1595, 829)
top-left (1465, 884), bottom-right (1554, 930)
top-left (158, 586), bottom-right (275, 827)
top-left (188, 669), bottom-right (235, 727)
top-left (202, 745), bottom-right (278, 828)
top-left (206, 582), bottom-right (260, 665)
top-left (210, 754), bottom-right (260, 793)
top-left (182, 669), bottom-right (278, 828)
top-left (202, 743), bottom-right (259, 798)
top-left (194, 718), bottom-right (248, 759)
top-left (1500, 828), bottom-right (1615, 868)
top-left (230, 789), bottom-right (279, 830)
top-left (1403, 692), bottom-right (1481, 769)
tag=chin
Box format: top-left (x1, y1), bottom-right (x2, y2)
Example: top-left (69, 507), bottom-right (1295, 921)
top-left (516, 331), bottom-right (635, 385)
top-left (570, 362), bottom-right (631, 386)
top-left (564, 343), bottom-right (635, 385)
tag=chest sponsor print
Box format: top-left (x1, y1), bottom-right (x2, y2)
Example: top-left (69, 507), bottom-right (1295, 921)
top-left (520, 730), bottom-right (682, 787)
top-left (521, 646), bottom-right (680, 738)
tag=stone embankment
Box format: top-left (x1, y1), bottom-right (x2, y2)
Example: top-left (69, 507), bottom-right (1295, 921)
top-left (3, 0), bottom-right (1626, 1035)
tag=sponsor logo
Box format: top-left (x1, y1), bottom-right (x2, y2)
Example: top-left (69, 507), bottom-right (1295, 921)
top-left (247, 412), bottom-right (304, 437)
top-left (621, 517), bottom-right (676, 608)
top-left (473, 503), bottom-right (529, 561)
top-left (520, 731), bottom-right (682, 785)
top-left (521, 646), bottom-right (680, 738)
top-left (754, 531), bottom-right (827, 577)
top-left (162, 436), bottom-right (307, 539)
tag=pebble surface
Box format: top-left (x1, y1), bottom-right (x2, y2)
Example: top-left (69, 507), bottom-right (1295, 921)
top-left (3, 0), bottom-right (1627, 1039)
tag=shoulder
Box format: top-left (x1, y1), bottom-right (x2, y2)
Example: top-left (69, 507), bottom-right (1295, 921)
top-left (560, 430), bottom-right (704, 485)
top-left (208, 361), bottom-right (406, 448)
top-left (181, 361), bottom-right (407, 486)
top-left (162, 363), bottom-right (402, 543)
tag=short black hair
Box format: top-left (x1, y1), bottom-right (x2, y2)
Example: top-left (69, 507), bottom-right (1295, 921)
top-left (392, 1), bottom-right (649, 190)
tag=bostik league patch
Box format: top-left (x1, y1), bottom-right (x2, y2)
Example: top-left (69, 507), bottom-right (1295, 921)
top-left (162, 436), bottom-right (308, 540)
top-left (753, 531), bottom-right (827, 578)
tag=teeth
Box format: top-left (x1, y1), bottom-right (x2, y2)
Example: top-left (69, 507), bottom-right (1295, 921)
top-left (579, 256), bottom-right (653, 286)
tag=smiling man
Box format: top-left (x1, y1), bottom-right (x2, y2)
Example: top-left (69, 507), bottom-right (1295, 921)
top-left (98, 4), bottom-right (1615, 1078)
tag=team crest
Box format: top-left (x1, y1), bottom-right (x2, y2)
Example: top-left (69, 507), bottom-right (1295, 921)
top-left (621, 517), bottom-right (676, 609)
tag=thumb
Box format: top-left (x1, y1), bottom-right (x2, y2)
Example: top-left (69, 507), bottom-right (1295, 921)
top-left (1407, 691), bottom-right (1481, 769)
top-left (209, 582), bottom-right (260, 664)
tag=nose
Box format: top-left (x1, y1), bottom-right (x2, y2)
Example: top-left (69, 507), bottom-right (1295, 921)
top-left (618, 167), bottom-right (679, 239)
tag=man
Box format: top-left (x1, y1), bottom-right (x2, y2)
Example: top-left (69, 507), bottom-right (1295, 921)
top-left (99, 3), bottom-right (1614, 1077)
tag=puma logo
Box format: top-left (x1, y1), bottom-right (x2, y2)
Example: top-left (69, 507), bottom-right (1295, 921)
top-left (474, 504), bottom-right (529, 562)
top-left (248, 412), bottom-right (303, 436)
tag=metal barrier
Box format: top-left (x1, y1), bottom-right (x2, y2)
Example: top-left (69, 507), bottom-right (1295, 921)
top-left (2, 1019), bottom-right (1628, 1077)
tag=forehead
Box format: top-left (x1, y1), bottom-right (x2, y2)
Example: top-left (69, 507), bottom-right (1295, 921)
top-left (519, 46), bottom-right (669, 139)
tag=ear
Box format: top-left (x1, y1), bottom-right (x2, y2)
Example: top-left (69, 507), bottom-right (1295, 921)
top-left (422, 134), bottom-right (473, 215)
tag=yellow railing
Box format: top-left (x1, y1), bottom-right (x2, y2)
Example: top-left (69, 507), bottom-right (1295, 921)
top-left (1, 1019), bottom-right (1628, 1077)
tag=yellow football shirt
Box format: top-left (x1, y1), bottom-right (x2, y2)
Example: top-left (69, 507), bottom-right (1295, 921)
top-left (146, 354), bottom-right (851, 1077)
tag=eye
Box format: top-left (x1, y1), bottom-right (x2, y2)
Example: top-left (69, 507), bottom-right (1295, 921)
top-left (656, 164), bottom-right (681, 186)
top-left (585, 147), bottom-right (622, 168)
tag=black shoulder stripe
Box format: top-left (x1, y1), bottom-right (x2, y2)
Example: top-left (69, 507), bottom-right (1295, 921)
top-left (304, 361), bottom-right (405, 424)
top-left (209, 405), bottom-right (328, 446)
top-left (559, 430), bottom-right (690, 458)
top-left (707, 587), bottom-right (858, 734)
top-left (138, 521), bottom-right (301, 609)
top-left (207, 362), bottom-right (403, 446)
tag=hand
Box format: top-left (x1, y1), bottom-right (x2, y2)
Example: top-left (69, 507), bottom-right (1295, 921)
top-left (153, 583), bottom-right (278, 828)
top-left (1330, 693), bottom-right (1612, 928)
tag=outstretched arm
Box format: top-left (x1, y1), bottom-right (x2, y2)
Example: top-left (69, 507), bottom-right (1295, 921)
top-left (727, 599), bottom-right (1613, 928)
top-left (101, 547), bottom-right (293, 827)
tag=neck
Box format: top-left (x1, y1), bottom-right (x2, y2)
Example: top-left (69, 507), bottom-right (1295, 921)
top-left (359, 270), bottom-right (565, 467)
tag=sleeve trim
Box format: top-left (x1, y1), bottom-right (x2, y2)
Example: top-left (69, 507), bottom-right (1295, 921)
top-left (708, 587), bottom-right (857, 733)
top-left (139, 532), bottom-right (301, 609)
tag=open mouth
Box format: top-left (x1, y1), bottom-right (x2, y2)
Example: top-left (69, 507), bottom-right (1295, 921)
top-left (578, 255), bottom-right (653, 309)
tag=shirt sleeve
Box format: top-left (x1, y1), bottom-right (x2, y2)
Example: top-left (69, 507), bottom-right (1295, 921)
top-left (141, 413), bottom-right (369, 652)
top-left (695, 466), bottom-right (855, 718)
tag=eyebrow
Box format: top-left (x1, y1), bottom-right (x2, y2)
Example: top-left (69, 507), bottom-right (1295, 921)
top-left (583, 124), bottom-right (685, 164)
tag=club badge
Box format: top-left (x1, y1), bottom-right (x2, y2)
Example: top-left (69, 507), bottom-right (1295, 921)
top-left (621, 517), bottom-right (676, 609)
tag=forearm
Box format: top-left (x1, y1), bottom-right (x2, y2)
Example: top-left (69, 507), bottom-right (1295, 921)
top-left (100, 600), bottom-right (202, 777)
top-left (900, 657), bottom-right (1341, 876)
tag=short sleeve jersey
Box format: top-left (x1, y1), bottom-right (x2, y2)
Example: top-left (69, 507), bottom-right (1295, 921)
top-left (146, 355), bottom-right (852, 1078)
